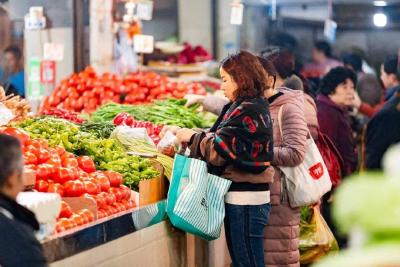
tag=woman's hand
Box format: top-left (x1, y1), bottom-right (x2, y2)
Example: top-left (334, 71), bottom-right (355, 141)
top-left (176, 128), bottom-right (197, 143)
top-left (159, 125), bottom-right (181, 138)
top-left (184, 94), bottom-right (206, 107)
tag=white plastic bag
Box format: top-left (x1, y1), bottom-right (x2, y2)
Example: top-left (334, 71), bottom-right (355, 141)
top-left (0, 103), bottom-right (14, 126)
top-left (157, 131), bottom-right (179, 157)
top-left (277, 106), bottom-right (332, 207)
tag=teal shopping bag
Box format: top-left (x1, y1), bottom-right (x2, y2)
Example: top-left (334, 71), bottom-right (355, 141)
top-left (167, 154), bottom-right (231, 241)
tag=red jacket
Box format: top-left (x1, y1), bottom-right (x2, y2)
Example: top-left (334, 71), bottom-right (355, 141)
top-left (316, 95), bottom-right (358, 176)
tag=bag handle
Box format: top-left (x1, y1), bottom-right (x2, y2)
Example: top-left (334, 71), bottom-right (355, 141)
top-left (277, 105), bottom-right (312, 141)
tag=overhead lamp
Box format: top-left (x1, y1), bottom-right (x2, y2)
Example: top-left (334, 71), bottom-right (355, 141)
top-left (373, 1), bottom-right (387, 6)
top-left (373, 13), bottom-right (387, 27)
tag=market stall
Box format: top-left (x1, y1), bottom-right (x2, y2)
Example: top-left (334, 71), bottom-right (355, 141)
top-left (0, 66), bottom-right (219, 265)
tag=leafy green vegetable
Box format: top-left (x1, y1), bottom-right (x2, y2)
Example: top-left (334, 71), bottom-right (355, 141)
top-left (91, 99), bottom-right (215, 128)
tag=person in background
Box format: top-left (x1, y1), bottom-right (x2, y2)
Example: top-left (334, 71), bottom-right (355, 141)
top-left (0, 46), bottom-right (25, 97)
top-left (302, 40), bottom-right (342, 79)
top-left (263, 47), bottom-right (319, 140)
top-left (317, 67), bottom-right (358, 176)
top-left (366, 88), bottom-right (400, 170)
top-left (258, 53), bottom-right (308, 267)
top-left (171, 51), bottom-right (276, 267)
top-left (0, 134), bottom-right (47, 267)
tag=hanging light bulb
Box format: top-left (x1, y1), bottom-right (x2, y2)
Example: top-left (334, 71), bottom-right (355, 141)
top-left (373, 12), bottom-right (387, 27)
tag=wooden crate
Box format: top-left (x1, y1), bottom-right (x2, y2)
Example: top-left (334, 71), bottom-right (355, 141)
top-left (138, 161), bottom-right (166, 207)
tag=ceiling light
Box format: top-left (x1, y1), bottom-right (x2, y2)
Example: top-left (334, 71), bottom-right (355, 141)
top-left (373, 13), bottom-right (387, 27)
top-left (373, 1), bottom-right (387, 6)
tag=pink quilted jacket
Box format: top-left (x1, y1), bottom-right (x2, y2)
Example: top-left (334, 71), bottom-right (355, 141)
top-left (264, 87), bottom-right (308, 267)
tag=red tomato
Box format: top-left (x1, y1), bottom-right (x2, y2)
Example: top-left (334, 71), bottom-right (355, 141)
top-left (57, 218), bottom-right (74, 231)
top-left (109, 187), bottom-right (123, 202)
top-left (54, 146), bottom-right (66, 157)
top-left (59, 201), bottom-right (73, 218)
top-left (83, 180), bottom-right (100, 195)
top-left (0, 127), bottom-right (30, 146)
top-left (79, 170), bottom-right (90, 180)
top-left (62, 152), bottom-right (75, 160)
top-left (62, 157), bottom-right (79, 168)
top-left (48, 183), bottom-right (65, 197)
top-left (91, 172), bottom-right (110, 192)
top-left (53, 167), bottom-right (74, 184)
top-left (35, 180), bottom-right (49, 192)
top-left (103, 171), bottom-right (123, 187)
top-left (36, 164), bottom-right (54, 180)
top-left (119, 185), bottom-right (131, 200)
top-left (103, 192), bottom-right (116, 206)
top-left (77, 156), bottom-right (96, 173)
top-left (95, 192), bottom-right (108, 209)
top-left (64, 180), bottom-right (85, 197)
top-left (24, 152), bottom-right (38, 165)
top-left (36, 149), bottom-right (51, 164)
top-left (79, 209), bottom-right (95, 222)
top-left (71, 214), bottom-right (85, 226)
top-left (46, 155), bottom-right (62, 168)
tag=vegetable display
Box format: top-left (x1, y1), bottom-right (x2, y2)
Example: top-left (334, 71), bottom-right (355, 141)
top-left (111, 127), bottom-right (174, 179)
top-left (113, 113), bottom-right (163, 145)
top-left (41, 108), bottom-right (86, 124)
top-left (16, 117), bottom-right (158, 189)
top-left (0, 86), bottom-right (31, 122)
top-left (39, 67), bottom-right (206, 114)
top-left (92, 99), bottom-right (214, 128)
top-left (0, 128), bottom-right (136, 233)
top-left (79, 122), bottom-right (116, 139)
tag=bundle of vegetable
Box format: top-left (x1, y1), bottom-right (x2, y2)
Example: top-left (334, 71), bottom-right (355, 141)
top-left (111, 127), bottom-right (173, 179)
top-left (113, 112), bottom-right (163, 144)
top-left (0, 86), bottom-right (31, 121)
top-left (92, 99), bottom-right (213, 128)
top-left (16, 117), bottom-right (158, 189)
top-left (41, 108), bottom-right (86, 124)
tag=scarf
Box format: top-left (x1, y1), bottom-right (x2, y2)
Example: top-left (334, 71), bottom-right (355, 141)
top-left (211, 97), bottom-right (274, 173)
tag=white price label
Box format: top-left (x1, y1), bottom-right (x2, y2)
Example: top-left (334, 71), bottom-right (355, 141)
top-left (324, 19), bottom-right (337, 43)
top-left (230, 3), bottom-right (244, 25)
top-left (136, 1), bottom-right (153, 21)
top-left (43, 43), bottom-right (64, 61)
top-left (133, 34), bottom-right (154, 54)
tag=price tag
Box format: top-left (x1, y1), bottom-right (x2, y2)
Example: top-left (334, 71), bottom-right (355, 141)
top-left (40, 61), bottom-right (56, 84)
top-left (27, 58), bottom-right (44, 99)
top-left (24, 6), bottom-right (46, 30)
top-left (133, 34), bottom-right (154, 54)
top-left (43, 43), bottom-right (64, 61)
top-left (324, 19), bottom-right (337, 43)
top-left (230, 2), bottom-right (244, 25)
top-left (136, 1), bottom-right (153, 21)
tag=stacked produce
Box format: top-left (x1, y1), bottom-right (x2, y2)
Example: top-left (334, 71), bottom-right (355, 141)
top-left (113, 112), bottom-right (163, 145)
top-left (39, 67), bottom-right (206, 114)
top-left (16, 117), bottom-right (159, 189)
top-left (56, 202), bottom-right (96, 232)
top-left (168, 42), bottom-right (212, 64)
top-left (0, 86), bottom-right (31, 122)
top-left (41, 108), bottom-right (86, 124)
top-left (0, 127), bottom-right (136, 233)
top-left (93, 99), bottom-right (214, 128)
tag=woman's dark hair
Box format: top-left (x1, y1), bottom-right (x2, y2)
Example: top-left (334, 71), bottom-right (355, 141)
top-left (4, 45), bottom-right (22, 60)
top-left (383, 55), bottom-right (400, 81)
top-left (314, 40), bottom-right (332, 57)
top-left (319, 67), bottom-right (357, 96)
top-left (257, 56), bottom-right (277, 88)
top-left (0, 134), bottom-right (23, 188)
top-left (343, 53), bottom-right (363, 72)
top-left (260, 47), bottom-right (295, 79)
top-left (221, 51), bottom-right (271, 99)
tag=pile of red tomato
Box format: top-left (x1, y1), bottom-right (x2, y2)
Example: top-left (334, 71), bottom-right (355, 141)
top-left (56, 202), bottom-right (95, 232)
top-left (41, 108), bottom-right (86, 124)
top-left (39, 67), bottom-right (207, 114)
top-left (1, 127), bottom-right (136, 233)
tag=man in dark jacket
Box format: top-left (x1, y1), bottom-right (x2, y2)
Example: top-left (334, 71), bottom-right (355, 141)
top-left (0, 134), bottom-right (47, 267)
top-left (366, 89), bottom-right (400, 170)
